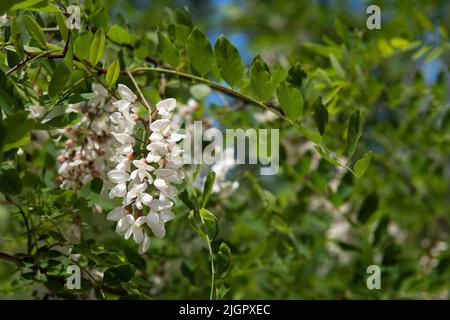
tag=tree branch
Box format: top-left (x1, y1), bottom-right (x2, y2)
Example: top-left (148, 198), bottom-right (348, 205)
top-left (132, 67), bottom-right (294, 126)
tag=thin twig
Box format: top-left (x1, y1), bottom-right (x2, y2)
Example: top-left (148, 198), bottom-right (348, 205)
top-left (2, 194), bottom-right (33, 254)
top-left (125, 69), bottom-right (152, 122)
top-left (132, 67), bottom-right (292, 125)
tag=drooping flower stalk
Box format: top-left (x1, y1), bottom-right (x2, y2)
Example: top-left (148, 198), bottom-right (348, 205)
top-left (57, 84), bottom-right (114, 191)
top-left (106, 85), bottom-right (185, 254)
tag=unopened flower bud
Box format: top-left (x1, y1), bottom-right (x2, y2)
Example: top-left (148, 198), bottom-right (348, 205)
top-left (66, 139), bottom-right (75, 148)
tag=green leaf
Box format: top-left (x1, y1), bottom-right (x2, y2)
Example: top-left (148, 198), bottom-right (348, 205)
top-left (66, 92), bottom-right (97, 104)
top-left (216, 283), bottom-right (230, 299)
top-left (169, 23), bottom-right (191, 46)
top-left (157, 31), bottom-right (180, 67)
top-left (105, 60), bottom-right (120, 88)
top-left (90, 177), bottom-right (103, 194)
top-left (89, 28), bottom-right (106, 66)
top-left (48, 62), bottom-right (71, 99)
top-left (2, 111), bottom-right (35, 146)
top-left (313, 97), bottom-right (328, 135)
top-left (314, 145), bottom-right (344, 167)
top-left (180, 190), bottom-right (197, 211)
top-left (107, 25), bottom-right (131, 45)
top-left (286, 62), bottom-right (306, 88)
top-left (188, 210), bottom-right (206, 241)
top-left (74, 32), bottom-right (93, 61)
top-left (0, 122), bottom-right (5, 152)
top-left (56, 12), bottom-right (68, 42)
top-left (358, 193), bottom-right (379, 224)
top-left (276, 81), bottom-right (303, 120)
top-left (201, 171), bottom-right (216, 208)
top-left (2, 135), bottom-right (30, 152)
top-left (354, 151), bottom-right (372, 177)
top-left (250, 59), bottom-right (273, 101)
top-left (11, 0), bottom-right (49, 11)
top-left (329, 53), bottom-right (346, 79)
top-left (189, 84), bottom-right (211, 100)
top-left (346, 109), bottom-right (362, 157)
top-left (200, 208), bottom-right (218, 241)
top-left (217, 242), bottom-right (231, 278)
top-left (10, 17), bottom-right (25, 57)
top-left (35, 112), bottom-right (81, 130)
top-left (373, 215), bottom-right (390, 245)
top-left (23, 15), bottom-right (46, 49)
top-left (175, 8), bottom-right (193, 27)
top-left (425, 46), bottom-right (444, 63)
top-left (186, 27), bottom-right (214, 76)
top-left (103, 265), bottom-right (135, 286)
top-left (0, 167), bottom-right (22, 195)
top-left (214, 35), bottom-right (246, 87)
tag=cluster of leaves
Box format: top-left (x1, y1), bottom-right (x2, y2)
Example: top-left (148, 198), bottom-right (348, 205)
top-left (0, 0), bottom-right (449, 300)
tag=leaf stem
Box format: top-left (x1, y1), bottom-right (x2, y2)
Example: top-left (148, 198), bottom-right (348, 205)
top-left (125, 69), bottom-right (152, 119)
top-left (205, 235), bottom-right (215, 300)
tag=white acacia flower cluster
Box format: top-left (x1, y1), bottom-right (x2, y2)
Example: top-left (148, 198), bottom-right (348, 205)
top-left (57, 84), bottom-right (114, 190)
top-left (106, 84), bottom-right (184, 254)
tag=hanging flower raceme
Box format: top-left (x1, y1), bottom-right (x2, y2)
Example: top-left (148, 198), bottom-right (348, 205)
top-left (106, 85), bottom-right (184, 254)
top-left (56, 84), bottom-right (114, 191)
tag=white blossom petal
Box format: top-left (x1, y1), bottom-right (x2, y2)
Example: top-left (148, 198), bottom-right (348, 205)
top-left (109, 182), bottom-right (127, 198)
top-left (146, 212), bottom-right (166, 239)
top-left (108, 170), bottom-right (130, 183)
top-left (160, 210), bottom-right (175, 223)
top-left (118, 84), bottom-right (137, 102)
top-left (106, 207), bottom-right (127, 221)
top-left (138, 233), bottom-right (150, 254)
top-left (133, 226), bottom-right (144, 243)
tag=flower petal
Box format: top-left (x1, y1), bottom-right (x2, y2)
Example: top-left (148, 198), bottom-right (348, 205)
top-left (138, 234), bottom-right (150, 254)
top-left (124, 226), bottom-right (133, 240)
top-left (160, 210), bottom-right (176, 223)
top-left (106, 207), bottom-right (127, 221)
top-left (149, 119), bottom-right (170, 132)
top-left (118, 84), bottom-right (137, 102)
top-left (109, 182), bottom-right (127, 198)
top-left (146, 212), bottom-right (166, 239)
top-left (133, 226), bottom-right (144, 244)
top-left (156, 98), bottom-right (176, 113)
top-left (141, 193), bottom-right (153, 206)
top-left (116, 215), bottom-right (132, 233)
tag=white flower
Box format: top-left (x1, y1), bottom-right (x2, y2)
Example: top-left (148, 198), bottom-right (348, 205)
top-left (109, 182), bottom-right (127, 198)
top-left (0, 14), bottom-right (7, 27)
top-left (116, 143), bottom-right (134, 155)
top-left (130, 159), bottom-right (154, 182)
top-left (125, 182), bottom-right (153, 209)
top-left (112, 132), bottom-right (134, 145)
top-left (149, 195), bottom-right (173, 211)
top-left (150, 119), bottom-right (171, 135)
top-left (108, 170), bottom-right (130, 183)
top-left (114, 155), bottom-right (131, 172)
top-left (146, 141), bottom-right (169, 158)
top-left (113, 84), bottom-right (137, 112)
top-left (106, 207), bottom-right (128, 221)
top-left (118, 84), bottom-right (137, 103)
top-left (154, 168), bottom-right (183, 185)
top-left (27, 105), bottom-right (47, 119)
top-left (254, 110), bottom-right (279, 123)
top-left (138, 233), bottom-right (151, 254)
top-left (105, 92), bottom-right (184, 253)
top-left (116, 214), bottom-right (146, 243)
top-left (146, 210), bottom-right (175, 239)
top-left (108, 170), bottom-right (130, 198)
top-left (156, 98), bottom-right (176, 118)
